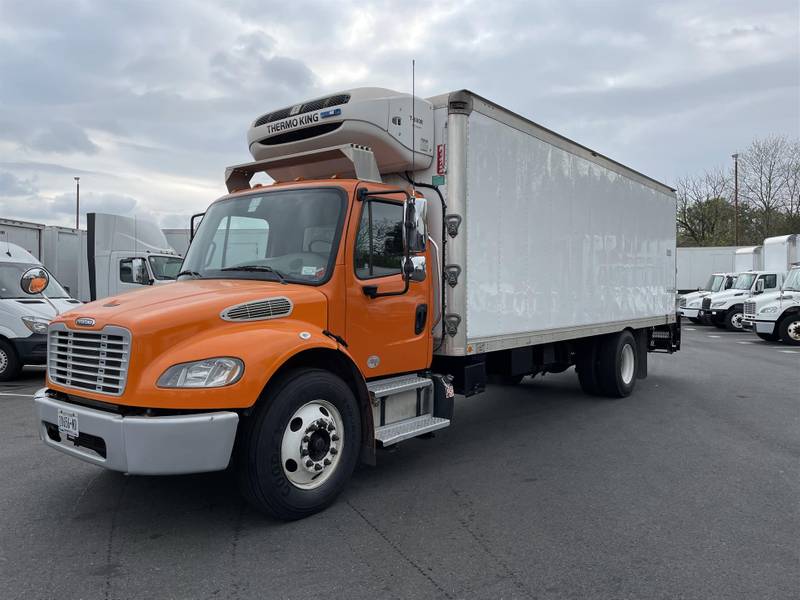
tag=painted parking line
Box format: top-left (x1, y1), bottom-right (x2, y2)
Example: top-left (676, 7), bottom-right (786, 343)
top-left (707, 335), bottom-right (721, 338)
top-left (737, 341), bottom-right (755, 344)
top-left (685, 328), bottom-right (697, 331)
top-left (0, 391), bottom-right (34, 397)
top-left (777, 350), bottom-right (799, 354)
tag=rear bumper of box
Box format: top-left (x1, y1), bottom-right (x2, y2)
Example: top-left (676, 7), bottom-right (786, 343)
top-left (34, 389), bottom-right (239, 475)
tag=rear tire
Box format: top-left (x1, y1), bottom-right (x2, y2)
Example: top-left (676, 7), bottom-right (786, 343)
top-left (778, 314), bottom-right (800, 346)
top-left (237, 369), bottom-right (361, 520)
top-left (0, 340), bottom-right (22, 382)
top-left (725, 308), bottom-right (744, 331)
top-left (597, 331), bottom-right (638, 398)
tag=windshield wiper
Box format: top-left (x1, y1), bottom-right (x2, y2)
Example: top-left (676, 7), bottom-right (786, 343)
top-left (176, 270), bottom-right (203, 279)
top-left (220, 265), bottom-right (288, 284)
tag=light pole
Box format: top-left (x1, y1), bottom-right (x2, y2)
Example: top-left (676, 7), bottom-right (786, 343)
top-left (74, 177), bottom-right (80, 229)
top-left (731, 154), bottom-right (739, 246)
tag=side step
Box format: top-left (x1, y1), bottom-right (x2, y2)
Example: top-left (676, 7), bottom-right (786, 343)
top-left (367, 374), bottom-right (432, 398)
top-left (374, 415), bottom-right (450, 446)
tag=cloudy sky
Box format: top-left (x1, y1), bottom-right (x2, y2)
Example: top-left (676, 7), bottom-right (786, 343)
top-left (0, 0), bottom-right (797, 229)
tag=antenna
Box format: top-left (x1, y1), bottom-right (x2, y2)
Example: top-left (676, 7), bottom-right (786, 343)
top-left (1, 230), bottom-right (10, 257)
top-left (411, 59), bottom-right (416, 196)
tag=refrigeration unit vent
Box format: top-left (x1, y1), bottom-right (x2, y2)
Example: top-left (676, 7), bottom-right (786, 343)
top-left (254, 94), bottom-right (351, 127)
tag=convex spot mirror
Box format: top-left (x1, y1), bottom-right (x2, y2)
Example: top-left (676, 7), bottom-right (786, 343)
top-left (404, 196), bottom-right (428, 254)
top-left (21, 267), bottom-right (50, 295)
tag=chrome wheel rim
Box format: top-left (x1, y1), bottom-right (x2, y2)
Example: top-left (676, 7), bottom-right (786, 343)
top-left (731, 313), bottom-right (744, 329)
top-left (281, 399), bottom-right (344, 490)
top-left (787, 319), bottom-right (800, 342)
top-left (0, 349), bottom-right (8, 373)
top-left (620, 344), bottom-right (635, 385)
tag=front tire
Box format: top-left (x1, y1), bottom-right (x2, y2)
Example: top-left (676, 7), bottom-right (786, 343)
top-left (0, 340), bottom-right (22, 381)
top-left (237, 369), bottom-right (361, 520)
top-left (778, 314), bottom-right (800, 346)
top-left (688, 317), bottom-right (702, 324)
top-left (725, 308), bottom-right (745, 331)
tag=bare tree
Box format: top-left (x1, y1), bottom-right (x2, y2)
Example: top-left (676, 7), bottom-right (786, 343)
top-left (740, 136), bottom-right (790, 239)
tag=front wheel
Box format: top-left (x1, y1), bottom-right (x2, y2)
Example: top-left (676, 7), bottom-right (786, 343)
top-left (237, 369), bottom-right (361, 520)
top-left (0, 340), bottom-right (22, 382)
top-left (778, 314), bottom-right (800, 346)
top-left (725, 308), bottom-right (744, 331)
top-left (756, 331), bottom-right (779, 342)
top-left (688, 317), bottom-right (702, 324)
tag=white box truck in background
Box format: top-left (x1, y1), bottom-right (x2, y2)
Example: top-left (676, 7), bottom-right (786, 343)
top-left (743, 234), bottom-right (800, 344)
top-left (0, 218), bottom-right (45, 259)
top-left (676, 246), bottom-right (739, 293)
top-left (162, 229), bottom-right (191, 256)
top-left (734, 246), bottom-right (763, 272)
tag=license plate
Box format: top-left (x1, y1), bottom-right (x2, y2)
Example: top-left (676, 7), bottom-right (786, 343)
top-left (57, 409), bottom-right (79, 438)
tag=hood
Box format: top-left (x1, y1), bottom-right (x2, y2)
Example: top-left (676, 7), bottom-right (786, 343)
top-left (706, 288), bottom-right (750, 302)
top-left (54, 279), bottom-right (329, 338)
top-left (681, 290), bottom-right (710, 302)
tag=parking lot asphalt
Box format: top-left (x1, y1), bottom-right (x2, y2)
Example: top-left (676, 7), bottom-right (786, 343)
top-left (1, 326), bottom-right (798, 600)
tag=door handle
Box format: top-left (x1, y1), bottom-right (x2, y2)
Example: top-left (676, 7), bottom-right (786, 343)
top-left (415, 304), bottom-right (428, 335)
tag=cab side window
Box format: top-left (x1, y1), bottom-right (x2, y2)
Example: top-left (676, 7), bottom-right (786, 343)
top-left (354, 200), bottom-right (404, 279)
top-left (761, 274), bottom-right (778, 290)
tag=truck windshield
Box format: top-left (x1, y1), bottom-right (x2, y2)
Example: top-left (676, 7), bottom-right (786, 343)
top-left (149, 255), bottom-right (183, 280)
top-left (782, 268), bottom-right (800, 292)
top-left (706, 274), bottom-right (724, 292)
top-left (180, 188), bottom-right (344, 284)
top-left (733, 273), bottom-right (756, 290)
top-left (0, 263), bottom-right (70, 299)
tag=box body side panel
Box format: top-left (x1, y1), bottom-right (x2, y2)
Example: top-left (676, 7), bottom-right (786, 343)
top-left (464, 110), bottom-right (676, 344)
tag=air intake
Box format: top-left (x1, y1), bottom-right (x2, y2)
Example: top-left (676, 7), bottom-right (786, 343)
top-left (221, 297), bottom-right (293, 322)
top-left (253, 94), bottom-right (351, 128)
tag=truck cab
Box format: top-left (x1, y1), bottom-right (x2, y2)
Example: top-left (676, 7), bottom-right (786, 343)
top-left (678, 272), bottom-right (737, 323)
top-left (0, 243), bottom-right (80, 380)
top-left (699, 270), bottom-right (784, 330)
top-left (742, 265), bottom-right (800, 344)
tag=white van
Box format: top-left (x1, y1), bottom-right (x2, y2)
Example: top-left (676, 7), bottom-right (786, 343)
top-left (0, 243), bottom-right (80, 379)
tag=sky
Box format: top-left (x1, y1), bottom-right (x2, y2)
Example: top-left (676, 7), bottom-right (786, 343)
top-left (0, 0), bottom-right (798, 230)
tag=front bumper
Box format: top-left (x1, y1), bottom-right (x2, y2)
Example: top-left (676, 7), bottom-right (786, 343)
top-left (12, 333), bottom-right (48, 364)
top-left (34, 390), bottom-right (239, 475)
top-left (745, 319), bottom-right (777, 335)
top-left (680, 307), bottom-right (700, 319)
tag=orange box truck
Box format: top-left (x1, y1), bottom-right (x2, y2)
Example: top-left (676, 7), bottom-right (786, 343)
top-left (33, 88), bottom-right (680, 519)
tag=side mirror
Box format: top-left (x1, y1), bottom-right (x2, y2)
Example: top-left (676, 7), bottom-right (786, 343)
top-left (131, 257), bottom-right (151, 285)
top-left (404, 196), bottom-right (427, 254)
top-left (754, 279), bottom-right (764, 294)
top-left (20, 267), bottom-right (50, 295)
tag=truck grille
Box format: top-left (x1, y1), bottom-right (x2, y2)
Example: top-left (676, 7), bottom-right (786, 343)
top-left (702, 298), bottom-right (711, 310)
top-left (47, 324), bottom-right (131, 396)
top-left (744, 301), bottom-right (756, 319)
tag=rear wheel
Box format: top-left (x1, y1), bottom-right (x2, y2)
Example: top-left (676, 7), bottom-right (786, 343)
top-left (725, 308), bottom-right (745, 331)
top-left (597, 331), bottom-right (638, 398)
top-left (237, 369), bottom-right (361, 520)
top-left (778, 314), bottom-right (800, 346)
top-left (0, 340), bottom-right (22, 382)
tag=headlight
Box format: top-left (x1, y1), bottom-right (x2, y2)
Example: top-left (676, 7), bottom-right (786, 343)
top-left (21, 316), bottom-right (49, 334)
top-left (157, 357), bottom-right (244, 388)
top-left (711, 301), bottom-right (726, 307)
top-left (688, 301), bottom-right (700, 308)
top-left (759, 306), bottom-right (778, 314)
